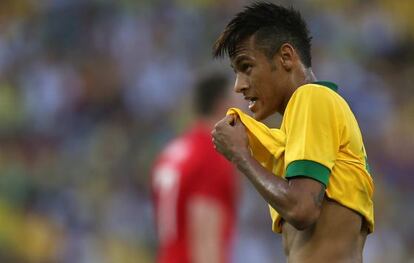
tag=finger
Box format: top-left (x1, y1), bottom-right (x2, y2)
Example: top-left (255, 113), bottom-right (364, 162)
top-left (232, 115), bottom-right (244, 127)
top-left (214, 119), bottom-right (224, 129)
top-left (226, 114), bottom-right (236, 126)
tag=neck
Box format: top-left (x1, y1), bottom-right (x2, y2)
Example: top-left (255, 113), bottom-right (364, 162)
top-left (303, 67), bottom-right (317, 84)
top-left (304, 67), bottom-right (317, 84)
top-left (281, 66), bottom-right (316, 114)
top-left (293, 65), bottom-right (317, 90)
top-left (196, 115), bottom-right (220, 130)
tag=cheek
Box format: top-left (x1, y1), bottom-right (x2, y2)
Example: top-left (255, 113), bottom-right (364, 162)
top-left (263, 85), bottom-right (280, 112)
top-left (250, 72), bottom-right (266, 95)
top-left (263, 84), bottom-right (276, 101)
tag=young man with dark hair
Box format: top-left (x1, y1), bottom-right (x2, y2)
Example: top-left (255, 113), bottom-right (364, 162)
top-left (152, 72), bottom-right (239, 263)
top-left (212, 2), bottom-right (374, 263)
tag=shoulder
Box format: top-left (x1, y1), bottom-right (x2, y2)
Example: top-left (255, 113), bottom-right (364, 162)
top-left (161, 137), bottom-right (192, 164)
top-left (291, 83), bottom-right (340, 102)
top-left (152, 137), bottom-right (197, 189)
top-left (285, 83), bottom-right (346, 116)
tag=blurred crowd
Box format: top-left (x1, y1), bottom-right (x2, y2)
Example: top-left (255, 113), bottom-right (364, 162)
top-left (0, 0), bottom-right (413, 262)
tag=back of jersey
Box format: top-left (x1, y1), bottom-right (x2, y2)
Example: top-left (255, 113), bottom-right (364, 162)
top-left (152, 124), bottom-right (238, 263)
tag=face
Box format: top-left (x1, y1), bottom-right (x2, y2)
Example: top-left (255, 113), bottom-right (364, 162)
top-left (230, 37), bottom-right (289, 121)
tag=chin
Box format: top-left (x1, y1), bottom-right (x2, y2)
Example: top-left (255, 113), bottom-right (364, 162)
top-left (253, 111), bottom-right (266, 121)
top-left (252, 107), bottom-right (274, 121)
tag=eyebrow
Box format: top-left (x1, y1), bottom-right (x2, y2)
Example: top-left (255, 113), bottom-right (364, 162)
top-left (232, 54), bottom-right (252, 68)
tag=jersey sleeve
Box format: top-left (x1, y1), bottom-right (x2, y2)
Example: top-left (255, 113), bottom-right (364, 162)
top-left (283, 86), bottom-right (342, 187)
top-left (187, 147), bottom-right (235, 204)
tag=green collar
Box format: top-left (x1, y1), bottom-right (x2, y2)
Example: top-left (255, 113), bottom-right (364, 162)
top-left (312, 81), bottom-right (338, 92)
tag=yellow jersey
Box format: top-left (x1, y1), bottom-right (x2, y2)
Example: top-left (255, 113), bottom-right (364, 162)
top-left (227, 81), bottom-right (374, 234)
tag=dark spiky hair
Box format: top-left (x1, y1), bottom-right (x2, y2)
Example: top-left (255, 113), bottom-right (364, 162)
top-left (213, 2), bottom-right (312, 67)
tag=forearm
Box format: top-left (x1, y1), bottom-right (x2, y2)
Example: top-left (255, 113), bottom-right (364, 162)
top-left (232, 151), bottom-right (324, 230)
top-left (188, 198), bottom-right (223, 263)
top-left (232, 151), bottom-right (296, 220)
top-left (212, 116), bottom-right (323, 229)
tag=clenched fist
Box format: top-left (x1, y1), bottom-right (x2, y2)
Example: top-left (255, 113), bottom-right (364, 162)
top-left (211, 114), bottom-right (250, 163)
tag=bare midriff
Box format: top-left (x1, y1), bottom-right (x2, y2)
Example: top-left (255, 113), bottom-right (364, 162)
top-left (282, 198), bottom-right (368, 263)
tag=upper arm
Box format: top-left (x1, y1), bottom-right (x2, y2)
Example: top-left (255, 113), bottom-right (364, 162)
top-left (287, 177), bottom-right (325, 224)
top-left (186, 151), bottom-right (234, 263)
top-left (187, 197), bottom-right (224, 263)
top-left (282, 87), bottom-right (341, 228)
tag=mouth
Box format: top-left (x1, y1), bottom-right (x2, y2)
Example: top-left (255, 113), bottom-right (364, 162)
top-left (244, 96), bottom-right (258, 111)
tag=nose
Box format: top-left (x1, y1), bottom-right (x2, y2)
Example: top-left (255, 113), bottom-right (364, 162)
top-left (234, 73), bottom-right (249, 93)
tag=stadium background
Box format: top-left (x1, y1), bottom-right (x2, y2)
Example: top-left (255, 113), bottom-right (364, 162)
top-left (0, 0), bottom-right (413, 262)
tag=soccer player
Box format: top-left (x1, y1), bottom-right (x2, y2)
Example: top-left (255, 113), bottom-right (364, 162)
top-left (152, 73), bottom-right (239, 263)
top-left (211, 3), bottom-right (374, 263)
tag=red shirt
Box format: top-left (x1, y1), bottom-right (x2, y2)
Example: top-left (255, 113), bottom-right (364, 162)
top-left (152, 122), bottom-right (238, 263)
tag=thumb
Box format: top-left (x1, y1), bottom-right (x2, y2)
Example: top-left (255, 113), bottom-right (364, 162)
top-left (226, 114), bottom-right (236, 126)
top-left (233, 116), bottom-right (245, 128)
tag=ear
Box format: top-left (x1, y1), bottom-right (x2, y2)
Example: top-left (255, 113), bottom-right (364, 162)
top-left (279, 43), bottom-right (296, 71)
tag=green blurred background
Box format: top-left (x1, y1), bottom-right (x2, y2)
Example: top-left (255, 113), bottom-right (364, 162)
top-left (0, 0), bottom-right (413, 262)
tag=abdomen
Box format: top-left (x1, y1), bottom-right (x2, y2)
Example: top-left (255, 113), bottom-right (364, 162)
top-left (282, 198), bottom-right (368, 263)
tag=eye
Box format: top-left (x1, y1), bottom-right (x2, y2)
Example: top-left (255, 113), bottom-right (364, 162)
top-left (240, 64), bottom-right (252, 73)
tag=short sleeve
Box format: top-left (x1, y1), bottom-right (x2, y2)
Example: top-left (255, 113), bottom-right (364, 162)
top-left (283, 86), bottom-right (342, 187)
top-left (187, 147), bottom-right (236, 204)
top-left (190, 166), bottom-right (226, 201)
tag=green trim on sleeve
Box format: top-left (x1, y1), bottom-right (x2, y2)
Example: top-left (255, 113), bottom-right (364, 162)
top-left (286, 160), bottom-right (330, 187)
top-left (312, 81), bottom-right (338, 92)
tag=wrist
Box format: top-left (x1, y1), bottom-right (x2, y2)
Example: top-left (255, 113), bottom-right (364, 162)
top-left (231, 148), bottom-right (252, 166)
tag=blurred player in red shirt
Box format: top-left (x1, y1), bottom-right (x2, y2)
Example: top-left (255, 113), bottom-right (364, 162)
top-left (152, 72), bottom-right (239, 263)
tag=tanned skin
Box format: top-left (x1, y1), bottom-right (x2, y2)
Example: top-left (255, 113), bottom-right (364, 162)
top-left (212, 36), bottom-right (368, 262)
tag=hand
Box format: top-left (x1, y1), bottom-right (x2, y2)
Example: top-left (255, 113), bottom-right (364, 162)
top-left (211, 114), bottom-right (250, 162)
